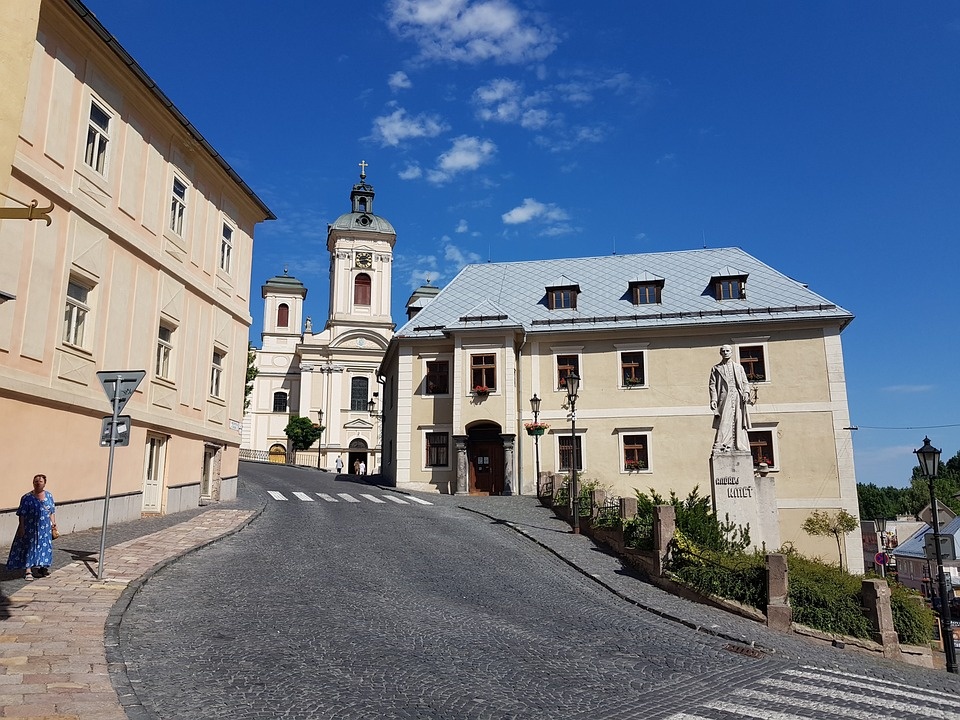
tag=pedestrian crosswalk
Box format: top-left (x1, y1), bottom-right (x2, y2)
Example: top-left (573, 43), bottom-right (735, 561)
top-left (267, 490), bottom-right (433, 506)
top-left (665, 665), bottom-right (960, 720)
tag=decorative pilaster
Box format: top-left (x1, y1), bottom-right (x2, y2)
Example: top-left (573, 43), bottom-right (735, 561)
top-left (454, 435), bottom-right (469, 495)
top-left (500, 434), bottom-right (516, 495)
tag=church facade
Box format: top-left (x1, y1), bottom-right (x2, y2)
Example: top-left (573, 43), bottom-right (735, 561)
top-left (243, 168), bottom-right (394, 473)
top-left (377, 248), bottom-right (864, 570)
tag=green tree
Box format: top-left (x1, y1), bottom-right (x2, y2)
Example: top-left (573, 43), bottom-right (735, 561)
top-left (245, 342), bottom-right (258, 411)
top-left (284, 415), bottom-right (323, 452)
top-left (801, 509), bottom-right (859, 570)
top-left (857, 482), bottom-right (906, 521)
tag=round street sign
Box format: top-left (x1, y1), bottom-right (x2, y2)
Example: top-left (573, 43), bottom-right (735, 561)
top-left (875, 552), bottom-right (889, 566)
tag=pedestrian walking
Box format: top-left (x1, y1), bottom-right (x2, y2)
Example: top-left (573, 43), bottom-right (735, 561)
top-left (359, 460), bottom-right (366, 476)
top-left (335, 456), bottom-right (343, 474)
top-left (6, 473), bottom-right (57, 580)
top-left (353, 459), bottom-right (360, 475)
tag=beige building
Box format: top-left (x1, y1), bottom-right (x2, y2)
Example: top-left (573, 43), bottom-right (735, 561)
top-left (243, 168), bottom-right (394, 472)
top-left (378, 248), bottom-right (864, 570)
top-left (0, 0), bottom-right (273, 538)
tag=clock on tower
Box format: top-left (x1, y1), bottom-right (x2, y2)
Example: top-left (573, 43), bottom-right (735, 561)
top-left (355, 252), bottom-right (372, 269)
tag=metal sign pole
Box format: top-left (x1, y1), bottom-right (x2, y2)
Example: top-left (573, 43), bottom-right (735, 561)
top-left (96, 378), bottom-right (121, 581)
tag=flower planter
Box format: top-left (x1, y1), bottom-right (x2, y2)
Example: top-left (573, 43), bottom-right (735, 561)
top-left (526, 427), bottom-right (546, 436)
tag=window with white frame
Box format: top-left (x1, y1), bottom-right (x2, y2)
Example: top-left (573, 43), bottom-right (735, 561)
top-left (556, 354), bottom-right (579, 391)
top-left (84, 100), bottom-right (111, 174)
top-left (170, 177), bottom-right (187, 235)
top-left (272, 391), bottom-right (288, 413)
top-left (621, 433), bottom-right (650, 471)
top-left (425, 432), bottom-right (449, 467)
top-left (470, 353), bottom-right (496, 393)
top-left (620, 351), bottom-right (646, 387)
top-left (63, 279), bottom-right (91, 348)
top-left (219, 222), bottom-right (233, 273)
top-left (425, 360), bottom-right (449, 395)
top-left (558, 435), bottom-right (583, 472)
top-left (155, 324), bottom-right (174, 380)
top-left (749, 428), bottom-right (777, 469)
top-left (738, 344), bottom-right (767, 383)
top-left (210, 350), bottom-right (224, 398)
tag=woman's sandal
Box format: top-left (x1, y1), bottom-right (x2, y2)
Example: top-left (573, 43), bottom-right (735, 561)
top-left (23, 571), bottom-right (33, 581)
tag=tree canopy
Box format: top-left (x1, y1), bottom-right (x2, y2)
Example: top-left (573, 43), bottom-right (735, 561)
top-left (857, 448), bottom-right (960, 520)
top-left (284, 415), bottom-right (323, 452)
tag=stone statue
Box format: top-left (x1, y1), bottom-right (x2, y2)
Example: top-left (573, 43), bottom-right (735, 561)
top-left (708, 344), bottom-right (754, 453)
top-left (304, 316), bottom-right (312, 333)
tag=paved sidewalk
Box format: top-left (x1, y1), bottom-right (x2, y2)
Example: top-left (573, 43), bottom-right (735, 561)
top-left (0, 508), bottom-right (257, 719)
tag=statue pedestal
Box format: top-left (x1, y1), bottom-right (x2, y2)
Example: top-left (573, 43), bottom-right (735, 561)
top-left (710, 451), bottom-right (780, 551)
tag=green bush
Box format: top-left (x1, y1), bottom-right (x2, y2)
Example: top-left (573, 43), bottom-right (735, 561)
top-left (787, 555), bottom-right (872, 639)
top-left (635, 486), bottom-right (750, 553)
top-left (670, 539), bottom-right (766, 608)
top-left (889, 583), bottom-right (935, 646)
top-left (623, 516), bottom-right (653, 550)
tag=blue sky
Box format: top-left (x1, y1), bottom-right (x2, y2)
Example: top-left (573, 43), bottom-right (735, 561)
top-left (83, 1), bottom-right (960, 489)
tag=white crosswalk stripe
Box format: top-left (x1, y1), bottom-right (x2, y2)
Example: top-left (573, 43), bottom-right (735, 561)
top-left (270, 490), bottom-right (436, 507)
top-left (664, 666), bottom-right (960, 720)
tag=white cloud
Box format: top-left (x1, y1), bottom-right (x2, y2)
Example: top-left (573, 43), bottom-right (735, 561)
top-left (444, 241), bottom-right (483, 267)
top-left (501, 197), bottom-right (568, 225)
top-left (371, 107), bottom-right (448, 147)
top-left (427, 135), bottom-right (497, 184)
top-left (387, 0), bottom-right (558, 65)
top-left (398, 164), bottom-right (423, 180)
top-left (388, 70), bottom-right (413, 91)
top-left (473, 78), bottom-right (553, 129)
top-left (456, 219), bottom-right (469, 233)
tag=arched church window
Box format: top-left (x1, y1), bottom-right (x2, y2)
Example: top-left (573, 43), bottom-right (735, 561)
top-left (272, 391), bottom-right (288, 413)
top-left (277, 303), bottom-right (289, 327)
top-left (354, 274), bottom-right (371, 306)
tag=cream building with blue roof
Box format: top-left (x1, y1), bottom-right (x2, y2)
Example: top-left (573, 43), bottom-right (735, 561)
top-left (379, 247), bottom-right (863, 569)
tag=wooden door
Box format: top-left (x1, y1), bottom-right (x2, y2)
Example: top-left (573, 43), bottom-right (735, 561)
top-left (469, 441), bottom-right (504, 495)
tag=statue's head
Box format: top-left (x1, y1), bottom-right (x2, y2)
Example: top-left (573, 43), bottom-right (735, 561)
top-left (719, 344), bottom-right (733, 359)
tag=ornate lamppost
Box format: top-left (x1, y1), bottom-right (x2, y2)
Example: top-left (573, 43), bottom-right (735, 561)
top-left (565, 372), bottom-right (581, 534)
top-left (315, 409), bottom-right (324, 470)
top-left (915, 436), bottom-right (958, 674)
top-left (530, 394), bottom-right (542, 496)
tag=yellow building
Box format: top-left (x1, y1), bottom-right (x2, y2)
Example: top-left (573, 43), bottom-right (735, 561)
top-left (0, 1), bottom-right (273, 537)
top-left (379, 248), bottom-right (863, 570)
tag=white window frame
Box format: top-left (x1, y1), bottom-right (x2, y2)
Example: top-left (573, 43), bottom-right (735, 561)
top-left (748, 423), bottom-right (779, 471)
top-left (210, 350), bottom-right (224, 399)
top-left (615, 342), bottom-right (650, 389)
top-left (63, 278), bottom-right (92, 349)
top-left (84, 98), bottom-right (111, 175)
top-left (550, 345), bottom-right (583, 394)
top-left (616, 428), bottom-right (653, 474)
top-left (733, 336), bottom-right (771, 384)
top-left (219, 221), bottom-right (234, 273)
top-left (420, 354), bottom-right (452, 397)
top-left (422, 428), bottom-right (452, 470)
top-left (553, 428), bottom-right (586, 473)
top-left (170, 176), bottom-right (188, 236)
top-left (155, 324), bottom-right (175, 381)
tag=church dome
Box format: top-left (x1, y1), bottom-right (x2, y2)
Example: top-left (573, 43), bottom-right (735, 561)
top-left (329, 211), bottom-right (395, 234)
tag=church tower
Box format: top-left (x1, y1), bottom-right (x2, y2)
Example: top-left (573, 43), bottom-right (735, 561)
top-left (325, 160), bottom-right (396, 336)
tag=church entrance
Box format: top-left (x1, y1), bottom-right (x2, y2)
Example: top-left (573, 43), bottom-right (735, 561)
top-left (348, 438), bottom-right (368, 476)
top-left (467, 423), bottom-right (504, 495)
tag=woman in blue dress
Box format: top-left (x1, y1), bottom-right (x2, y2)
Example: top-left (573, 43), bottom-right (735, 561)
top-left (6, 473), bottom-right (57, 580)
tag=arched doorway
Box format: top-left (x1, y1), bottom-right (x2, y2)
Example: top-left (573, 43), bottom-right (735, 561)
top-left (348, 438), bottom-right (368, 475)
top-left (467, 422), bottom-right (504, 495)
top-left (268, 444), bottom-right (287, 464)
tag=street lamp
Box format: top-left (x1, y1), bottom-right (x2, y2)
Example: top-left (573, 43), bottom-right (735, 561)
top-left (915, 436), bottom-right (957, 674)
top-left (530, 394), bottom-right (542, 496)
top-left (565, 372), bottom-right (581, 534)
top-left (316, 410), bottom-right (324, 470)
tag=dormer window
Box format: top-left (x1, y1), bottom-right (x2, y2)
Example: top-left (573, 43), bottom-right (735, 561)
top-left (711, 268), bottom-right (747, 300)
top-left (629, 281), bottom-right (663, 305)
top-left (546, 281), bottom-right (580, 310)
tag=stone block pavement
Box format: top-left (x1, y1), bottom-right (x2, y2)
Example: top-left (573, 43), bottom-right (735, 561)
top-left (0, 508), bottom-right (257, 720)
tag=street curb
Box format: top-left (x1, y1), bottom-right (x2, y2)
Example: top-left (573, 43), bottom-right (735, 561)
top-left (461, 506), bottom-right (778, 656)
top-left (104, 502), bottom-right (267, 720)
